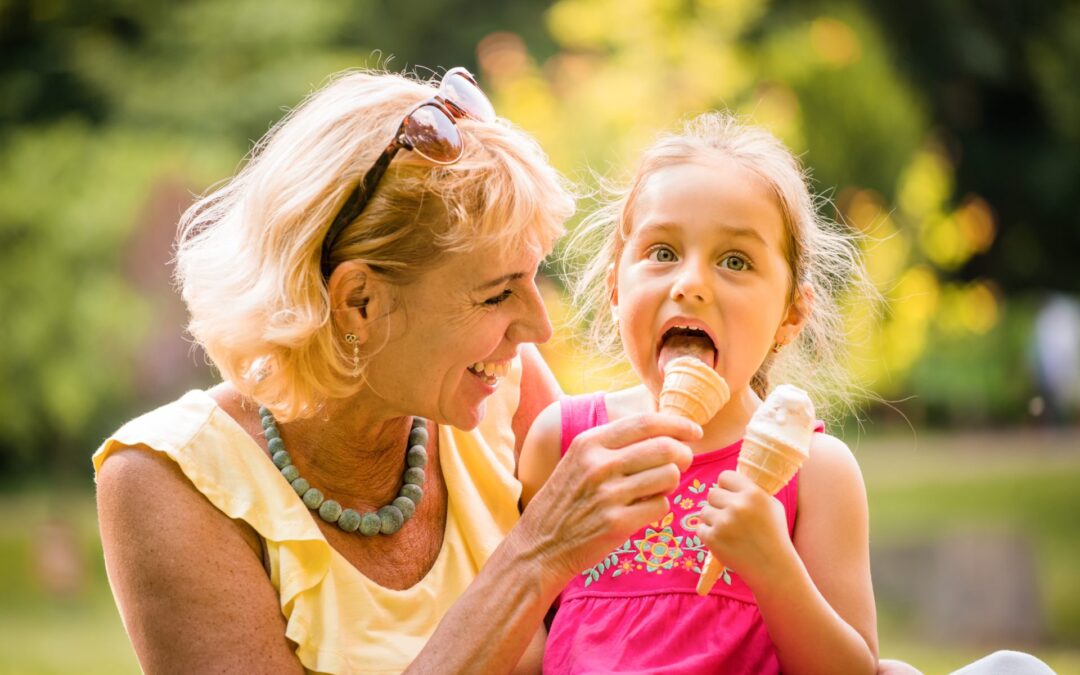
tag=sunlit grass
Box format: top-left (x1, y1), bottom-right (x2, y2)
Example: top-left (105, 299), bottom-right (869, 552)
top-left (0, 429), bottom-right (1077, 673)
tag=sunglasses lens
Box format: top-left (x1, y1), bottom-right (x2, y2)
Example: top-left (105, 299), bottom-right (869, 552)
top-left (441, 69), bottom-right (496, 122)
top-left (402, 104), bottom-right (463, 164)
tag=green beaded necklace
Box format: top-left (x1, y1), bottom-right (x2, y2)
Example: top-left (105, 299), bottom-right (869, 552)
top-left (259, 406), bottom-right (428, 536)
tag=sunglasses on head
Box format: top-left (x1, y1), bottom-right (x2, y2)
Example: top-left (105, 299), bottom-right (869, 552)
top-left (320, 67), bottom-right (496, 277)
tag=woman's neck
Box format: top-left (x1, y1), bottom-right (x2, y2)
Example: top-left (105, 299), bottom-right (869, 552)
top-left (212, 383), bottom-right (420, 508)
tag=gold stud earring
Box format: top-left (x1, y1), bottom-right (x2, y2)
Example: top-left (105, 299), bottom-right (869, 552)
top-left (345, 333), bottom-right (359, 376)
top-left (772, 341), bottom-right (784, 354)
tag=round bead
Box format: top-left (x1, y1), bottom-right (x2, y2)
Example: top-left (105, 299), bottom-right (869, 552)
top-left (359, 512), bottom-right (382, 536)
top-left (302, 487), bottom-right (324, 510)
top-left (318, 499), bottom-right (343, 523)
top-left (400, 483), bottom-right (423, 504)
top-left (408, 426), bottom-right (429, 447)
top-left (272, 450), bottom-right (291, 469)
top-left (268, 437), bottom-right (285, 454)
top-left (290, 477), bottom-right (310, 496)
top-left (404, 467), bottom-right (425, 486)
top-left (338, 509), bottom-right (361, 532)
top-left (258, 406), bottom-right (270, 418)
top-left (281, 465), bottom-right (300, 482)
top-left (393, 496), bottom-right (416, 520)
top-left (406, 445), bottom-right (427, 468)
top-left (411, 416), bottom-right (427, 429)
top-left (261, 415), bottom-right (275, 430)
top-left (378, 505), bottom-right (404, 534)
top-left (265, 426), bottom-right (281, 441)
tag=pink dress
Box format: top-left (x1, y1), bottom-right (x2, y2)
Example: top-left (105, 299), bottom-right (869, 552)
top-left (544, 393), bottom-right (821, 675)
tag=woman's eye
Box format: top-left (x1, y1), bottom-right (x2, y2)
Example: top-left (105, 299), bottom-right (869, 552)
top-left (720, 254), bottom-right (750, 271)
top-left (647, 246), bottom-right (677, 263)
top-left (484, 289), bottom-right (513, 306)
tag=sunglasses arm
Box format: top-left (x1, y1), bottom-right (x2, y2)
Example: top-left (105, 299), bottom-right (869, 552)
top-left (320, 142), bottom-right (403, 277)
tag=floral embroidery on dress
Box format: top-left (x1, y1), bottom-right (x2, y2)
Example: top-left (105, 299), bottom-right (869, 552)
top-left (581, 476), bottom-right (732, 587)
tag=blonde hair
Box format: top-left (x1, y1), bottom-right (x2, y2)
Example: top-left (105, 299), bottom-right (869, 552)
top-left (175, 69), bottom-right (573, 421)
top-left (568, 112), bottom-right (874, 421)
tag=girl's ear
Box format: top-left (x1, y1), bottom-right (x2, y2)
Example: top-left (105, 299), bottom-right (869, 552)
top-left (328, 260), bottom-right (392, 345)
top-left (774, 283), bottom-right (813, 348)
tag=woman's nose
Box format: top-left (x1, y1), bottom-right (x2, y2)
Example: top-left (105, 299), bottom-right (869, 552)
top-left (509, 281), bottom-right (554, 345)
top-left (670, 261), bottom-right (713, 304)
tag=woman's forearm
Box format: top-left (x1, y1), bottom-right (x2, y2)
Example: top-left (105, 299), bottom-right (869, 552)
top-left (405, 525), bottom-right (558, 674)
top-left (752, 551), bottom-right (877, 675)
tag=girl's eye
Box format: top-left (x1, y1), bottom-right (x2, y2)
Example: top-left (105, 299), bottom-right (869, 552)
top-left (647, 246), bottom-right (678, 263)
top-left (484, 289), bottom-right (513, 306)
top-left (719, 254), bottom-right (750, 271)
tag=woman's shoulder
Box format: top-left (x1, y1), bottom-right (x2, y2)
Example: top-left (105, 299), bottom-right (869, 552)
top-left (94, 389), bottom-right (265, 558)
top-left (93, 389), bottom-right (222, 472)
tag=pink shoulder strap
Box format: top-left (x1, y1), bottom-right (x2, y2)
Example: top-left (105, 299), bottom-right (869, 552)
top-left (559, 393), bottom-right (609, 457)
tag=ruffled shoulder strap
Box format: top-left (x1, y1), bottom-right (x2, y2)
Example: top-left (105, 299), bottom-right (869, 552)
top-left (93, 390), bottom-right (332, 625)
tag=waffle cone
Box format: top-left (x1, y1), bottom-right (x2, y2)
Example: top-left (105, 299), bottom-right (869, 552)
top-left (736, 432), bottom-right (807, 495)
top-left (658, 358), bottom-right (730, 424)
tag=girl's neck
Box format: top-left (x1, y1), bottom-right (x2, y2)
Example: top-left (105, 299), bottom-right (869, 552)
top-left (606, 383), bottom-right (761, 455)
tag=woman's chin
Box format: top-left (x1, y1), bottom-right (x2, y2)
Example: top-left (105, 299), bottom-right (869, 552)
top-left (445, 401), bottom-right (486, 431)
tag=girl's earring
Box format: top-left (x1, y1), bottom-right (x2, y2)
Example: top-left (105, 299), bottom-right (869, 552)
top-left (345, 333), bottom-right (360, 376)
top-left (772, 341), bottom-right (784, 354)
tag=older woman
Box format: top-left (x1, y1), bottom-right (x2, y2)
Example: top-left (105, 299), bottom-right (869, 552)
top-left (94, 68), bottom-right (698, 674)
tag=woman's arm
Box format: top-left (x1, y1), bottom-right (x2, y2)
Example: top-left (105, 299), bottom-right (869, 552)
top-left (699, 433), bottom-right (877, 675)
top-left (406, 412), bottom-right (700, 674)
top-left (99, 412), bottom-right (699, 675)
top-left (96, 447), bottom-right (305, 674)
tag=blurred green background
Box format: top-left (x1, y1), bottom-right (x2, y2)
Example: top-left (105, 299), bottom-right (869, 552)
top-left (2, 0), bottom-right (1078, 672)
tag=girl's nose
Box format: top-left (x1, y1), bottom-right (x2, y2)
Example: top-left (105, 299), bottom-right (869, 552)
top-left (670, 262), bottom-right (713, 304)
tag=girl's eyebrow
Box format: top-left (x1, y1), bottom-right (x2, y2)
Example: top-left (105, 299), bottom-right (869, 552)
top-left (635, 220), bottom-right (769, 246)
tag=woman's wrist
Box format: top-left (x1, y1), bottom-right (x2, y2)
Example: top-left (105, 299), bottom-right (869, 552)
top-left (503, 508), bottom-right (574, 604)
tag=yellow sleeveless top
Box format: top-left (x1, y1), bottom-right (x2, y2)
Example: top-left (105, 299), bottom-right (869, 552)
top-left (93, 358), bottom-right (524, 674)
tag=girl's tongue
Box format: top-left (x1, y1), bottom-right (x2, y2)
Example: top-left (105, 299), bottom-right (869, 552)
top-left (658, 333), bottom-right (717, 373)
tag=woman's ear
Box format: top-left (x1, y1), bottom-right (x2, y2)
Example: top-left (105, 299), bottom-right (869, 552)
top-left (328, 260), bottom-right (391, 345)
top-left (775, 282), bottom-right (814, 347)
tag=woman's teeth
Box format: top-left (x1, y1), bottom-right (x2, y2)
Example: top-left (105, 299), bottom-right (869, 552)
top-left (468, 360), bottom-right (510, 379)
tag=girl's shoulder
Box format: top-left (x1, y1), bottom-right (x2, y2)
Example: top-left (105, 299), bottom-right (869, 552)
top-left (601, 384), bottom-right (654, 422)
top-left (799, 431), bottom-right (867, 512)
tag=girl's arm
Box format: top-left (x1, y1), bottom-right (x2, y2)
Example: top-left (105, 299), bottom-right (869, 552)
top-left (516, 399), bottom-right (564, 508)
top-left (512, 344), bottom-right (563, 462)
top-left (701, 433), bottom-right (877, 675)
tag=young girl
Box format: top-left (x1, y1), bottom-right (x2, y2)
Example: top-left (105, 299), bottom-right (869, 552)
top-left (518, 112), bottom-right (879, 674)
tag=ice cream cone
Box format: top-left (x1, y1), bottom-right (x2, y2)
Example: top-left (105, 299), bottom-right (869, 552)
top-left (696, 384), bottom-right (814, 596)
top-left (736, 434), bottom-right (807, 496)
top-left (658, 357), bottom-right (730, 425)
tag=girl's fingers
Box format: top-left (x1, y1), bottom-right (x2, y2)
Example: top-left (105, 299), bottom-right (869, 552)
top-left (716, 469), bottom-right (753, 490)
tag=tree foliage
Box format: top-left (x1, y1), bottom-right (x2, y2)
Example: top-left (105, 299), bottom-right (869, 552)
top-left (1, 0), bottom-right (1075, 475)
